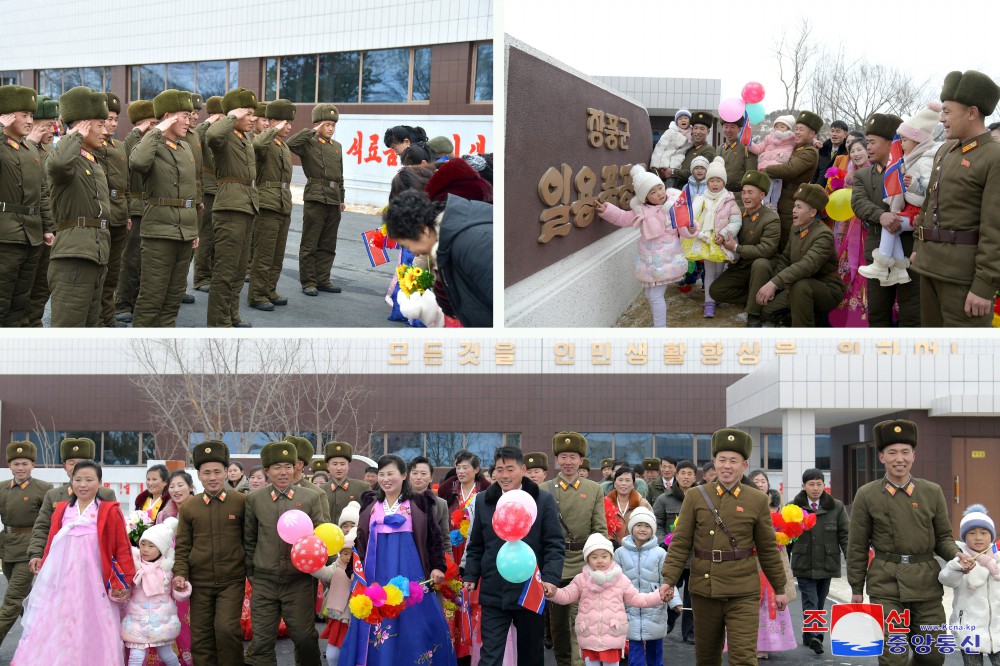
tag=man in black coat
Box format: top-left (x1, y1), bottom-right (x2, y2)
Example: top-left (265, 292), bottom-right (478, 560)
top-left (464, 446), bottom-right (565, 666)
top-left (812, 120), bottom-right (850, 186)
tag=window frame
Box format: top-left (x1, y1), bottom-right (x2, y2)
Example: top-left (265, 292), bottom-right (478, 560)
top-left (130, 61), bottom-right (238, 102)
top-left (470, 41), bottom-right (493, 103)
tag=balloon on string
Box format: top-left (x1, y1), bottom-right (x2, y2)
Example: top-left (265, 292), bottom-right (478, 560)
top-left (746, 102), bottom-right (766, 125)
top-left (826, 189), bottom-right (855, 221)
top-left (277, 509), bottom-right (314, 545)
top-left (291, 535), bottom-right (328, 573)
top-left (741, 81), bottom-right (766, 104)
top-left (496, 489), bottom-right (537, 525)
top-left (314, 523), bottom-right (345, 555)
top-left (496, 540), bottom-right (537, 583)
top-left (718, 98), bottom-right (746, 124)
top-left (492, 501), bottom-right (532, 541)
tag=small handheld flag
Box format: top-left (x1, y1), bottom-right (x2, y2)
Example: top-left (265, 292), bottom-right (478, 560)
top-left (738, 113), bottom-right (752, 147)
top-left (883, 134), bottom-right (905, 198)
top-left (669, 184), bottom-right (694, 229)
top-left (362, 229), bottom-right (390, 267)
top-left (518, 566), bottom-right (547, 614)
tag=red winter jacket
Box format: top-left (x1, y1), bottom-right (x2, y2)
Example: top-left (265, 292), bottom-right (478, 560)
top-left (44, 499), bottom-right (136, 592)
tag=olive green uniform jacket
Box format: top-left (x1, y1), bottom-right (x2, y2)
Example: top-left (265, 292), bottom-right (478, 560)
top-left (130, 128), bottom-right (199, 241)
top-left (97, 137), bottom-right (129, 227)
top-left (244, 483), bottom-right (326, 581)
top-left (0, 132), bottom-right (52, 245)
top-left (27, 483), bottom-right (118, 560)
top-left (206, 116), bottom-right (259, 216)
top-left (181, 126), bottom-right (204, 207)
top-left (295, 477), bottom-right (330, 524)
top-left (541, 475), bottom-right (609, 579)
top-left (46, 133), bottom-right (111, 264)
top-left (173, 490), bottom-right (246, 586)
top-left (195, 121), bottom-right (217, 196)
top-left (253, 127), bottom-right (293, 216)
top-left (769, 218), bottom-right (843, 293)
top-left (674, 143), bottom-right (718, 184)
top-left (719, 141), bottom-right (759, 194)
top-left (287, 128), bottom-right (344, 205)
top-left (0, 477), bottom-right (54, 562)
top-left (323, 477), bottom-right (369, 525)
top-left (125, 128), bottom-right (148, 217)
top-left (763, 143), bottom-right (820, 245)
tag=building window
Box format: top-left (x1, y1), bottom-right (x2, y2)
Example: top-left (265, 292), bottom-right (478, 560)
top-left (228, 60), bottom-right (239, 90)
top-left (765, 434), bottom-right (783, 470)
top-left (696, 435), bottom-right (712, 465)
top-left (1, 70), bottom-right (19, 86)
top-left (464, 433), bottom-right (503, 467)
top-left (197, 61), bottom-right (227, 98)
top-left (815, 434), bottom-right (831, 470)
top-left (280, 54), bottom-right (318, 104)
top-left (188, 432), bottom-right (269, 455)
top-left (130, 61), bottom-right (238, 102)
top-left (847, 442), bottom-right (885, 499)
top-left (579, 433), bottom-right (613, 466)
top-left (139, 64), bottom-right (164, 100)
top-left (11, 431), bottom-right (152, 466)
top-left (411, 47), bottom-right (431, 101)
top-left (387, 432), bottom-right (423, 462)
top-left (362, 48), bottom-right (411, 103)
top-left (38, 67), bottom-right (112, 100)
top-left (319, 52), bottom-right (360, 104)
top-left (504, 433), bottom-right (521, 449)
top-left (426, 432), bottom-right (464, 468)
top-left (472, 43), bottom-right (492, 101)
top-left (614, 434), bottom-right (653, 464)
top-left (167, 62), bottom-right (195, 94)
top-left (264, 58), bottom-right (278, 101)
top-left (655, 433), bottom-right (695, 462)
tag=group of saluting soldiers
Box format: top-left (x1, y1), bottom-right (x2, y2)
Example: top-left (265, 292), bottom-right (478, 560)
top-left (0, 82), bottom-right (347, 327)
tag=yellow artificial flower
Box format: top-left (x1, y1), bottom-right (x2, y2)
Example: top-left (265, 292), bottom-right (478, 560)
top-left (396, 265), bottom-right (407, 278)
top-left (775, 532), bottom-right (791, 546)
top-left (349, 594), bottom-right (373, 619)
top-left (384, 585), bottom-right (404, 607)
top-left (399, 274), bottom-right (417, 295)
top-left (780, 504), bottom-right (804, 523)
top-left (411, 267), bottom-right (423, 277)
top-left (459, 519), bottom-right (470, 538)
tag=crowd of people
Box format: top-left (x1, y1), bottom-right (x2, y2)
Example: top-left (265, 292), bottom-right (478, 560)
top-left (622, 68), bottom-right (1000, 328)
top-left (0, 85), bottom-right (493, 328)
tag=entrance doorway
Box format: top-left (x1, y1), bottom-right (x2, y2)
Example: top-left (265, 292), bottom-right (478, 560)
top-left (950, 438), bottom-right (1000, 530)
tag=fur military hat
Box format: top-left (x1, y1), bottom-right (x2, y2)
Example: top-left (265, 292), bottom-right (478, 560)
top-left (873, 419), bottom-right (917, 451)
top-left (6, 441), bottom-right (37, 463)
top-left (205, 96), bottom-right (224, 115)
top-left (283, 435), bottom-right (315, 464)
top-left (310, 459), bottom-right (326, 474)
top-left (153, 89), bottom-right (194, 119)
top-left (190, 93), bottom-right (203, 110)
top-left (255, 102), bottom-right (268, 117)
top-left (265, 99), bottom-right (296, 121)
top-left (222, 87), bottom-right (258, 114)
top-left (312, 103), bottom-right (339, 124)
top-left (60, 437), bottom-right (96, 462)
top-left (721, 115), bottom-right (746, 128)
top-left (59, 86), bottom-right (109, 124)
top-left (552, 432), bottom-right (587, 457)
top-left (941, 70), bottom-right (1000, 116)
top-left (192, 439), bottom-right (229, 469)
top-left (34, 95), bottom-right (59, 120)
top-left (524, 452), bottom-right (548, 471)
top-left (864, 113), bottom-right (903, 141)
top-left (642, 458), bottom-right (661, 471)
top-left (600, 458), bottom-right (613, 470)
top-left (261, 440), bottom-right (297, 468)
top-left (741, 170), bottom-right (771, 194)
top-left (581, 458), bottom-right (591, 471)
top-left (711, 428), bottom-right (752, 460)
top-left (796, 110), bottom-right (823, 134)
top-left (105, 92), bottom-right (121, 115)
top-left (427, 135), bottom-right (455, 158)
top-left (691, 111), bottom-right (714, 128)
top-left (794, 183), bottom-right (829, 212)
top-left (127, 100), bottom-right (155, 124)
top-left (324, 441), bottom-right (353, 462)
top-left (0, 85), bottom-right (38, 114)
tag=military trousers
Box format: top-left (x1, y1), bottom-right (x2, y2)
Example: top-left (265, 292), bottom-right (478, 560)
top-left (23, 242), bottom-right (51, 327)
top-left (869, 596), bottom-right (947, 666)
top-left (0, 560), bottom-right (33, 643)
top-left (762, 278), bottom-right (846, 327)
top-left (115, 215), bottom-right (142, 314)
top-left (193, 193), bottom-right (216, 289)
top-left (0, 242), bottom-right (41, 327)
top-left (549, 577), bottom-right (583, 666)
top-left (188, 580), bottom-right (245, 666)
top-left (299, 201), bottom-right (341, 289)
top-left (708, 257), bottom-right (774, 317)
top-left (866, 230), bottom-right (920, 327)
top-left (207, 210), bottom-right (254, 327)
top-left (249, 210), bottom-right (290, 305)
top-left (691, 592), bottom-right (759, 666)
top-left (919, 275), bottom-right (992, 328)
top-left (100, 223), bottom-right (128, 326)
top-left (133, 237), bottom-right (194, 328)
top-left (244, 575), bottom-right (320, 666)
top-left (48, 257), bottom-right (107, 328)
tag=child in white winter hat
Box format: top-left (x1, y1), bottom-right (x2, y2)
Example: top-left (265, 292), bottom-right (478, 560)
top-left (749, 115), bottom-right (797, 208)
top-left (687, 155), bottom-right (710, 198)
top-left (650, 110), bottom-right (694, 188)
top-left (313, 527), bottom-right (358, 666)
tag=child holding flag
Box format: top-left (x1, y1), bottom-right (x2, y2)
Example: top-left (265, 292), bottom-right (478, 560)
top-left (312, 527), bottom-right (357, 666)
top-left (596, 165), bottom-right (699, 327)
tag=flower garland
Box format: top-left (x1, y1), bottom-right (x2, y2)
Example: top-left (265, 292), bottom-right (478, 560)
top-left (348, 575), bottom-right (427, 625)
top-left (434, 556), bottom-right (465, 638)
top-left (396, 265), bottom-right (435, 297)
top-left (771, 503), bottom-right (816, 546)
top-left (125, 510), bottom-right (153, 544)
top-left (449, 509), bottom-right (471, 547)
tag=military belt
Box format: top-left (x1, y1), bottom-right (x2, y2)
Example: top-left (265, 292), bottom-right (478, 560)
top-left (914, 226), bottom-right (979, 245)
top-left (57, 217), bottom-right (108, 231)
top-left (128, 192), bottom-right (148, 200)
top-left (0, 201), bottom-right (37, 215)
top-left (873, 551), bottom-right (935, 565)
top-left (565, 541), bottom-right (586, 552)
top-left (3, 526), bottom-right (32, 534)
top-left (218, 177), bottom-right (256, 187)
top-left (148, 197), bottom-right (195, 208)
top-left (108, 188), bottom-right (126, 201)
top-left (307, 177), bottom-right (338, 189)
top-left (261, 181), bottom-right (290, 190)
top-left (694, 547), bottom-right (757, 562)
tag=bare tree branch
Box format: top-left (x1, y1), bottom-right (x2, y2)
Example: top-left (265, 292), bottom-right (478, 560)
top-left (773, 17), bottom-right (816, 111)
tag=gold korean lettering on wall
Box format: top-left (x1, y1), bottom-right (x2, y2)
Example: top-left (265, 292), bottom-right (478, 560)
top-left (537, 162), bottom-right (635, 243)
top-left (586, 108), bottom-right (630, 150)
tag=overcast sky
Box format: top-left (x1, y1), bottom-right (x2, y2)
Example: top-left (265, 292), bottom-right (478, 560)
top-left (505, 0), bottom-right (996, 118)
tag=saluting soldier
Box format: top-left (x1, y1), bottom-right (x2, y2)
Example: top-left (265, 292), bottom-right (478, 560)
top-left (912, 70), bottom-right (1000, 327)
top-left (661, 429), bottom-right (787, 666)
top-left (193, 95), bottom-right (223, 292)
top-left (847, 420), bottom-right (969, 666)
top-left (541, 432), bottom-right (608, 666)
top-left (524, 452), bottom-right (549, 485)
top-left (322, 440), bottom-right (368, 525)
top-left (763, 110), bottom-right (822, 249)
top-left (288, 104), bottom-right (346, 296)
top-left (27, 437), bottom-right (117, 568)
top-left (0, 441), bottom-right (53, 647)
top-left (0, 85), bottom-right (52, 327)
top-left (22, 95), bottom-right (59, 327)
top-left (248, 99), bottom-right (294, 312)
top-left (172, 439), bottom-right (246, 666)
top-left (180, 92), bottom-right (205, 305)
top-left (251, 102), bottom-right (269, 139)
top-left (46, 86), bottom-right (112, 327)
top-left (284, 435), bottom-right (331, 523)
top-left (671, 112), bottom-right (717, 185)
top-left (244, 441), bottom-right (325, 666)
top-left (114, 99), bottom-right (156, 324)
top-left (719, 116), bottom-right (758, 200)
top-left (206, 87), bottom-right (259, 328)
top-left (96, 92), bottom-right (130, 328)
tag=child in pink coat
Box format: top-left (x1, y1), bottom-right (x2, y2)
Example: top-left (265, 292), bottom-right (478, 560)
top-left (749, 115), bottom-right (797, 207)
top-left (312, 527), bottom-right (357, 666)
top-left (546, 533), bottom-right (665, 666)
top-left (597, 165), bottom-right (699, 327)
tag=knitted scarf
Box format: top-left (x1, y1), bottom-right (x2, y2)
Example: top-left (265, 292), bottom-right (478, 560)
top-left (696, 187), bottom-right (728, 242)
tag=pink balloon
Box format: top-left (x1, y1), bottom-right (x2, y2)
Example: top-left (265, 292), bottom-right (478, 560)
top-left (741, 82), bottom-right (765, 104)
top-left (277, 509), bottom-right (314, 545)
top-left (493, 502), bottom-right (532, 541)
top-left (291, 535), bottom-right (327, 573)
top-left (718, 98), bottom-right (746, 124)
top-left (496, 489), bottom-right (537, 524)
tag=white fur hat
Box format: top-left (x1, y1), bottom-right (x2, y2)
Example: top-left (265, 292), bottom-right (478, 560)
top-left (690, 155), bottom-right (710, 173)
top-left (774, 115), bottom-right (796, 131)
top-left (339, 501), bottom-right (361, 528)
top-left (706, 155), bottom-right (728, 184)
top-left (627, 507), bottom-right (656, 535)
top-left (630, 164), bottom-right (662, 204)
top-left (898, 102), bottom-right (942, 143)
top-left (583, 532), bottom-right (615, 562)
top-left (140, 516), bottom-right (178, 571)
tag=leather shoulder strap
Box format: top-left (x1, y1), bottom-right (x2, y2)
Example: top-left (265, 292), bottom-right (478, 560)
top-left (696, 483), bottom-right (740, 550)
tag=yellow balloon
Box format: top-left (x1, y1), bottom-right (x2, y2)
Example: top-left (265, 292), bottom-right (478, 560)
top-left (826, 188), bottom-right (854, 222)
top-left (314, 523), bottom-right (345, 555)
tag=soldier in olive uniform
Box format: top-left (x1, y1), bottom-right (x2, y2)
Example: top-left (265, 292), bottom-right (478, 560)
top-left (21, 95), bottom-right (59, 327)
top-left (719, 117), bottom-right (758, 198)
top-left (46, 86), bottom-right (112, 327)
top-left (322, 441), bottom-right (368, 525)
top-left (671, 112), bottom-right (718, 184)
top-left (600, 458), bottom-right (613, 482)
top-left (96, 93), bottom-right (130, 328)
top-left (0, 85), bottom-right (52, 327)
top-left (288, 104), bottom-right (346, 296)
top-left (524, 452), bottom-right (549, 485)
top-left (0, 441), bottom-right (53, 646)
top-left (641, 457), bottom-right (661, 487)
top-left (206, 87), bottom-right (259, 328)
top-left (309, 459), bottom-right (326, 477)
top-left (757, 184), bottom-right (845, 327)
top-left (193, 95), bottom-right (223, 292)
top-left (540, 432), bottom-right (608, 666)
top-left (244, 441), bottom-right (325, 666)
top-left (661, 429), bottom-right (787, 666)
top-left (847, 419), bottom-right (969, 666)
top-left (912, 70), bottom-right (1000, 327)
top-left (284, 435), bottom-right (331, 523)
top-left (114, 99), bottom-right (156, 323)
top-left (27, 437), bottom-right (117, 568)
top-left (248, 99), bottom-right (295, 311)
top-left (180, 93), bottom-right (205, 305)
top-left (172, 439), bottom-right (246, 666)
top-left (764, 110), bottom-right (822, 249)
top-left (252, 102), bottom-right (269, 139)
top-left (129, 90), bottom-right (199, 327)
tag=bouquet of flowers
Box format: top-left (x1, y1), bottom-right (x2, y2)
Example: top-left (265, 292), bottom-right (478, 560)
top-left (435, 556), bottom-right (463, 625)
top-left (370, 222), bottom-right (397, 251)
top-left (396, 265), bottom-right (435, 297)
top-left (604, 497), bottom-right (623, 537)
top-left (125, 510), bottom-right (153, 545)
top-left (663, 516), bottom-right (679, 547)
top-left (349, 575), bottom-right (426, 625)
top-left (771, 503), bottom-right (817, 546)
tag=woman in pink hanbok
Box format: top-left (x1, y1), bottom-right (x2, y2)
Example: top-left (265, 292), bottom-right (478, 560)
top-left (826, 135), bottom-right (871, 327)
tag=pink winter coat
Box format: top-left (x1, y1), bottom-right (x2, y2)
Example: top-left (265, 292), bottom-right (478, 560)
top-left (121, 551), bottom-right (192, 648)
top-left (748, 130), bottom-right (797, 169)
top-left (599, 200), bottom-right (698, 287)
top-left (313, 555), bottom-right (353, 621)
top-left (550, 562), bottom-right (663, 652)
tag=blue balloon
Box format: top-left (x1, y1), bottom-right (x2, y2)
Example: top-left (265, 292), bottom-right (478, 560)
top-left (497, 540), bottom-right (537, 583)
top-left (746, 102), bottom-right (766, 125)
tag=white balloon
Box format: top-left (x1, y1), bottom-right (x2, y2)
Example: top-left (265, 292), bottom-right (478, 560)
top-left (497, 489), bottom-right (538, 525)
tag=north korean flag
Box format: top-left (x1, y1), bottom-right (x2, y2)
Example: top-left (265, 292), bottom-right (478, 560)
top-left (350, 548), bottom-right (367, 595)
top-left (738, 113), bottom-right (753, 147)
top-left (882, 134), bottom-right (906, 198)
top-left (669, 184), bottom-right (694, 229)
top-left (362, 229), bottom-right (390, 267)
top-left (519, 566), bottom-right (547, 614)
